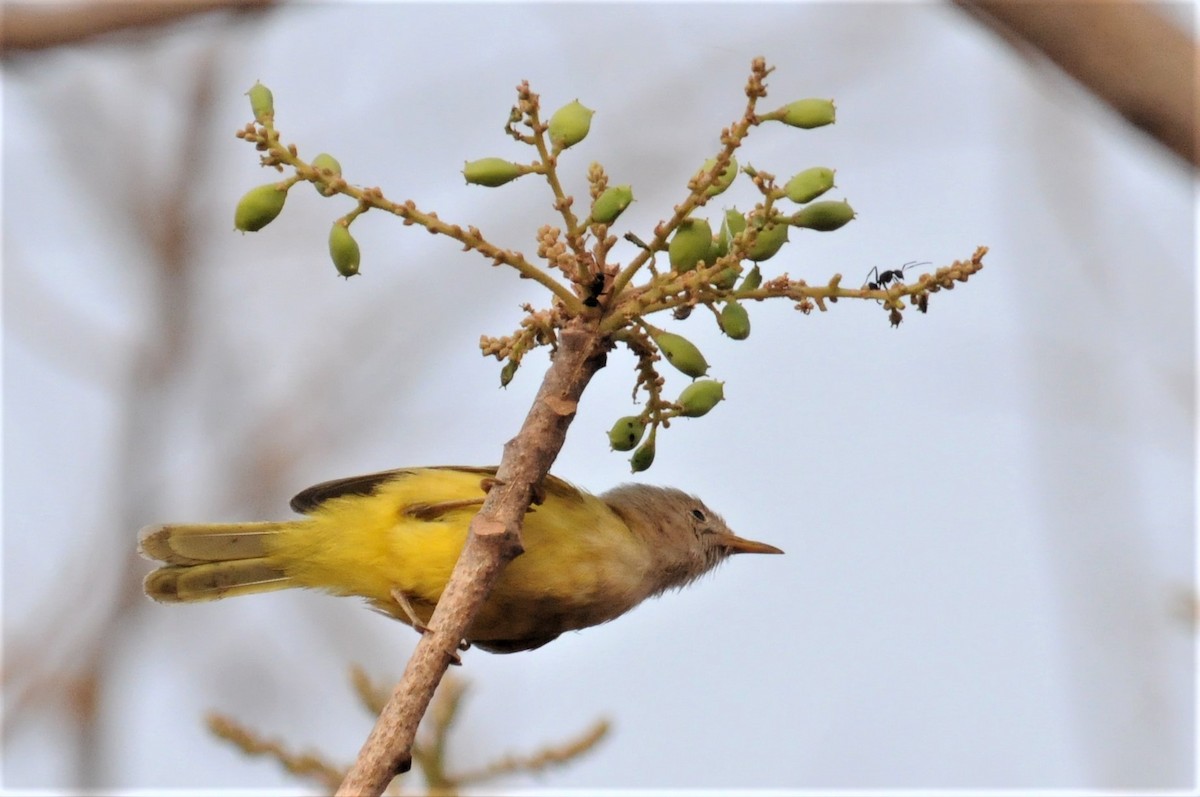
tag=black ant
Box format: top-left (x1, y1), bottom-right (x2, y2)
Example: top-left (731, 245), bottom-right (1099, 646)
top-left (865, 260), bottom-right (929, 291)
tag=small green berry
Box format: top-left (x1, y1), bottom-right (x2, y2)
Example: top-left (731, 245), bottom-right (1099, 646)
top-left (590, 185), bottom-right (634, 225)
top-left (607, 416), bottom-right (646, 451)
top-left (630, 436), bottom-right (656, 472)
top-left (746, 216), bottom-right (788, 262)
top-left (548, 99), bottom-right (594, 150)
top-left (719, 301), bottom-right (750, 340)
top-left (784, 167), bottom-right (836, 204)
top-left (668, 217), bottom-right (713, 273)
top-left (234, 183), bottom-right (287, 232)
top-left (772, 98), bottom-right (836, 129)
top-left (500, 360), bottom-right (518, 388)
top-left (463, 158), bottom-right (525, 187)
top-left (737, 264), bottom-right (762, 293)
top-left (329, 222), bottom-right (361, 278)
top-left (790, 199), bottom-right (856, 231)
top-left (694, 156), bottom-right (738, 197)
top-left (677, 379), bottom-right (725, 417)
top-left (247, 81), bottom-right (274, 123)
top-left (650, 328), bottom-right (709, 379)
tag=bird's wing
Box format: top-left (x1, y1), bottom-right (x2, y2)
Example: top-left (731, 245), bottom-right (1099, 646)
top-left (289, 466), bottom-right (585, 515)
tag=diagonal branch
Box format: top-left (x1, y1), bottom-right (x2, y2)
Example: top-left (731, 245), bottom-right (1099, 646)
top-left (336, 319), bottom-right (609, 796)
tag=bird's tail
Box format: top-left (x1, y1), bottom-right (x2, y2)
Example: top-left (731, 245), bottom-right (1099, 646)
top-left (138, 521), bottom-right (303, 603)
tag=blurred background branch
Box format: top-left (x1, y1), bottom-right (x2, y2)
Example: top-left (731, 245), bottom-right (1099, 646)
top-left (1, 0), bottom-right (272, 53)
top-left (955, 1), bottom-right (1197, 169)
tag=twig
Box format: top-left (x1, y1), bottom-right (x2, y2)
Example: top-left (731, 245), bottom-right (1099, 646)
top-left (336, 319), bottom-right (609, 795)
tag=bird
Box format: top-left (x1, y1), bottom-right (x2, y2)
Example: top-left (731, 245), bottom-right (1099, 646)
top-left (138, 466), bottom-right (783, 653)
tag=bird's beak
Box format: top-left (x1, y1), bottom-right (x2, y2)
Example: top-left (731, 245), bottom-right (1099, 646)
top-left (714, 532), bottom-right (784, 555)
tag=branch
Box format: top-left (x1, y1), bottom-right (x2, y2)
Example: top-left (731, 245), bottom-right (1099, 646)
top-left (955, 0), bottom-right (1197, 169)
top-left (0, 0), bottom-right (271, 53)
top-left (336, 319), bottom-right (609, 796)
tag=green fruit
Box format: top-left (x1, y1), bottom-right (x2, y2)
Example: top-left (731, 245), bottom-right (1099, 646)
top-left (677, 379), bottom-right (725, 417)
top-left (312, 153), bottom-right (342, 176)
top-left (590, 185), bottom-right (634, 225)
top-left (668, 217), bottom-right (713, 273)
top-left (719, 209), bottom-right (747, 256)
top-left (607, 416), bottom-right (646, 451)
top-left (784, 167), bottom-right (835, 204)
top-left (630, 437), bottom-right (656, 472)
top-left (746, 216), bottom-right (788, 261)
top-left (548, 99), bottom-right (594, 150)
top-left (234, 183), bottom-right (287, 232)
top-left (694, 156), bottom-right (738, 197)
top-left (247, 81), bottom-right (274, 123)
top-left (328, 222), bottom-right (361, 278)
top-left (738, 264), bottom-right (762, 293)
top-left (463, 158), bottom-right (525, 187)
top-left (790, 199), bottom-right (856, 231)
top-left (711, 266), bottom-right (738, 290)
top-left (774, 98), bottom-right (836, 129)
top-left (651, 328), bottom-right (709, 378)
top-left (500, 360), bottom-right (518, 388)
top-left (719, 302), bottom-right (750, 340)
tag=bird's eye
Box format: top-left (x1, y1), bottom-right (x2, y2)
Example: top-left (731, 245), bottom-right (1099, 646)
top-left (691, 508), bottom-right (706, 521)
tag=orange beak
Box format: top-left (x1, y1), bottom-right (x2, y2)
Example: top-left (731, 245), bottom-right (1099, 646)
top-left (714, 532), bottom-right (784, 555)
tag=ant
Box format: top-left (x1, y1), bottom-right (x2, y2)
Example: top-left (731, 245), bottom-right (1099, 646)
top-left (864, 261), bottom-right (930, 292)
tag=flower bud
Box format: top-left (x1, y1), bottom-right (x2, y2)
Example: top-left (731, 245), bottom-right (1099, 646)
top-left (668, 217), bottom-right (713, 273)
top-left (790, 199), bottom-right (856, 231)
top-left (247, 81), bottom-right (274, 123)
top-left (463, 158), bottom-right (525, 187)
top-left (630, 437), bottom-right (656, 473)
top-left (746, 217), bottom-right (788, 262)
top-left (738, 264), bottom-right (762, 293)
top-left (500, 360), bottom-right (518, 387)
top-left (234, 183), bottom-right (287, 232)
top-left (677, 379), bottom-right (725, 418)
top-left (772, 98), bottom-right (836, 129)
top-left (608, 416), bottom-right (646, 451)
top-left (548, 99), bottom-right (594, 150)
top-left (719, 301), bottom-right (750, 340)
top-left (651, 328), bottom-right (709, 378)
top-left (590, 185), bottom-right (634, 225)
top-left (694, 156), bottom-right (738, 197)
top-left (328, 222), bottom-right (361, 278)
top-left (784, 167), bottom-right (835, 204)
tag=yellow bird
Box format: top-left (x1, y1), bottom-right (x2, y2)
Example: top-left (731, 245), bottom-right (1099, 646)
top-left (139, 466), bottom-right (783, 652)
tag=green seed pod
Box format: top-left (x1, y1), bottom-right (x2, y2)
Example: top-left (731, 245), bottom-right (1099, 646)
top-left (711, 266), bottom-right (739, 290)
top-left (790, 199), bottom-right (856, 232)
top-left (738, 264), bottom-right (762, 293)
top-left (234, 183), bottom-right (287, 232)
top-left (719, 301), bottom-right (751, 340)
top-left (746, 217), bottom-right (789, 262)
top-left (548, 99), bottom-right (594, 150)
top-left (328, 222), bottom-right (361, 278)
top-left (247, 81), bottom-right (274, 123)
top-left (694, 156), bottom-right (738, 197)
top-left (784, 167), bottom-right (836, 204)
top-left (651, 328), bottom-right (709, 378)
top-left (677, 379), bottom-right (725, 418)
top-left (311, 153), bottom-right (343, 195)
top-left (607, 416), bottom-right (646, 451)
top-left (462, 158), bottom-right (525, 187)
top-left (668, 217), bottom-right (713, 273)
top-left (499, 360), bottom-right (518, 388)
top-left (312, 153), bottom-right (342, 177)
top-left (630, 436), bottom-right (656, 473)
top-left (590, 185), bottom-right (634, 225)
top-left (774, 98), bottom-right (836, 129)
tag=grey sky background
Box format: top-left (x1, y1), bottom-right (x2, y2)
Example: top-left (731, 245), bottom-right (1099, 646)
top-left (3, 2), bottom-right (1194, 792)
